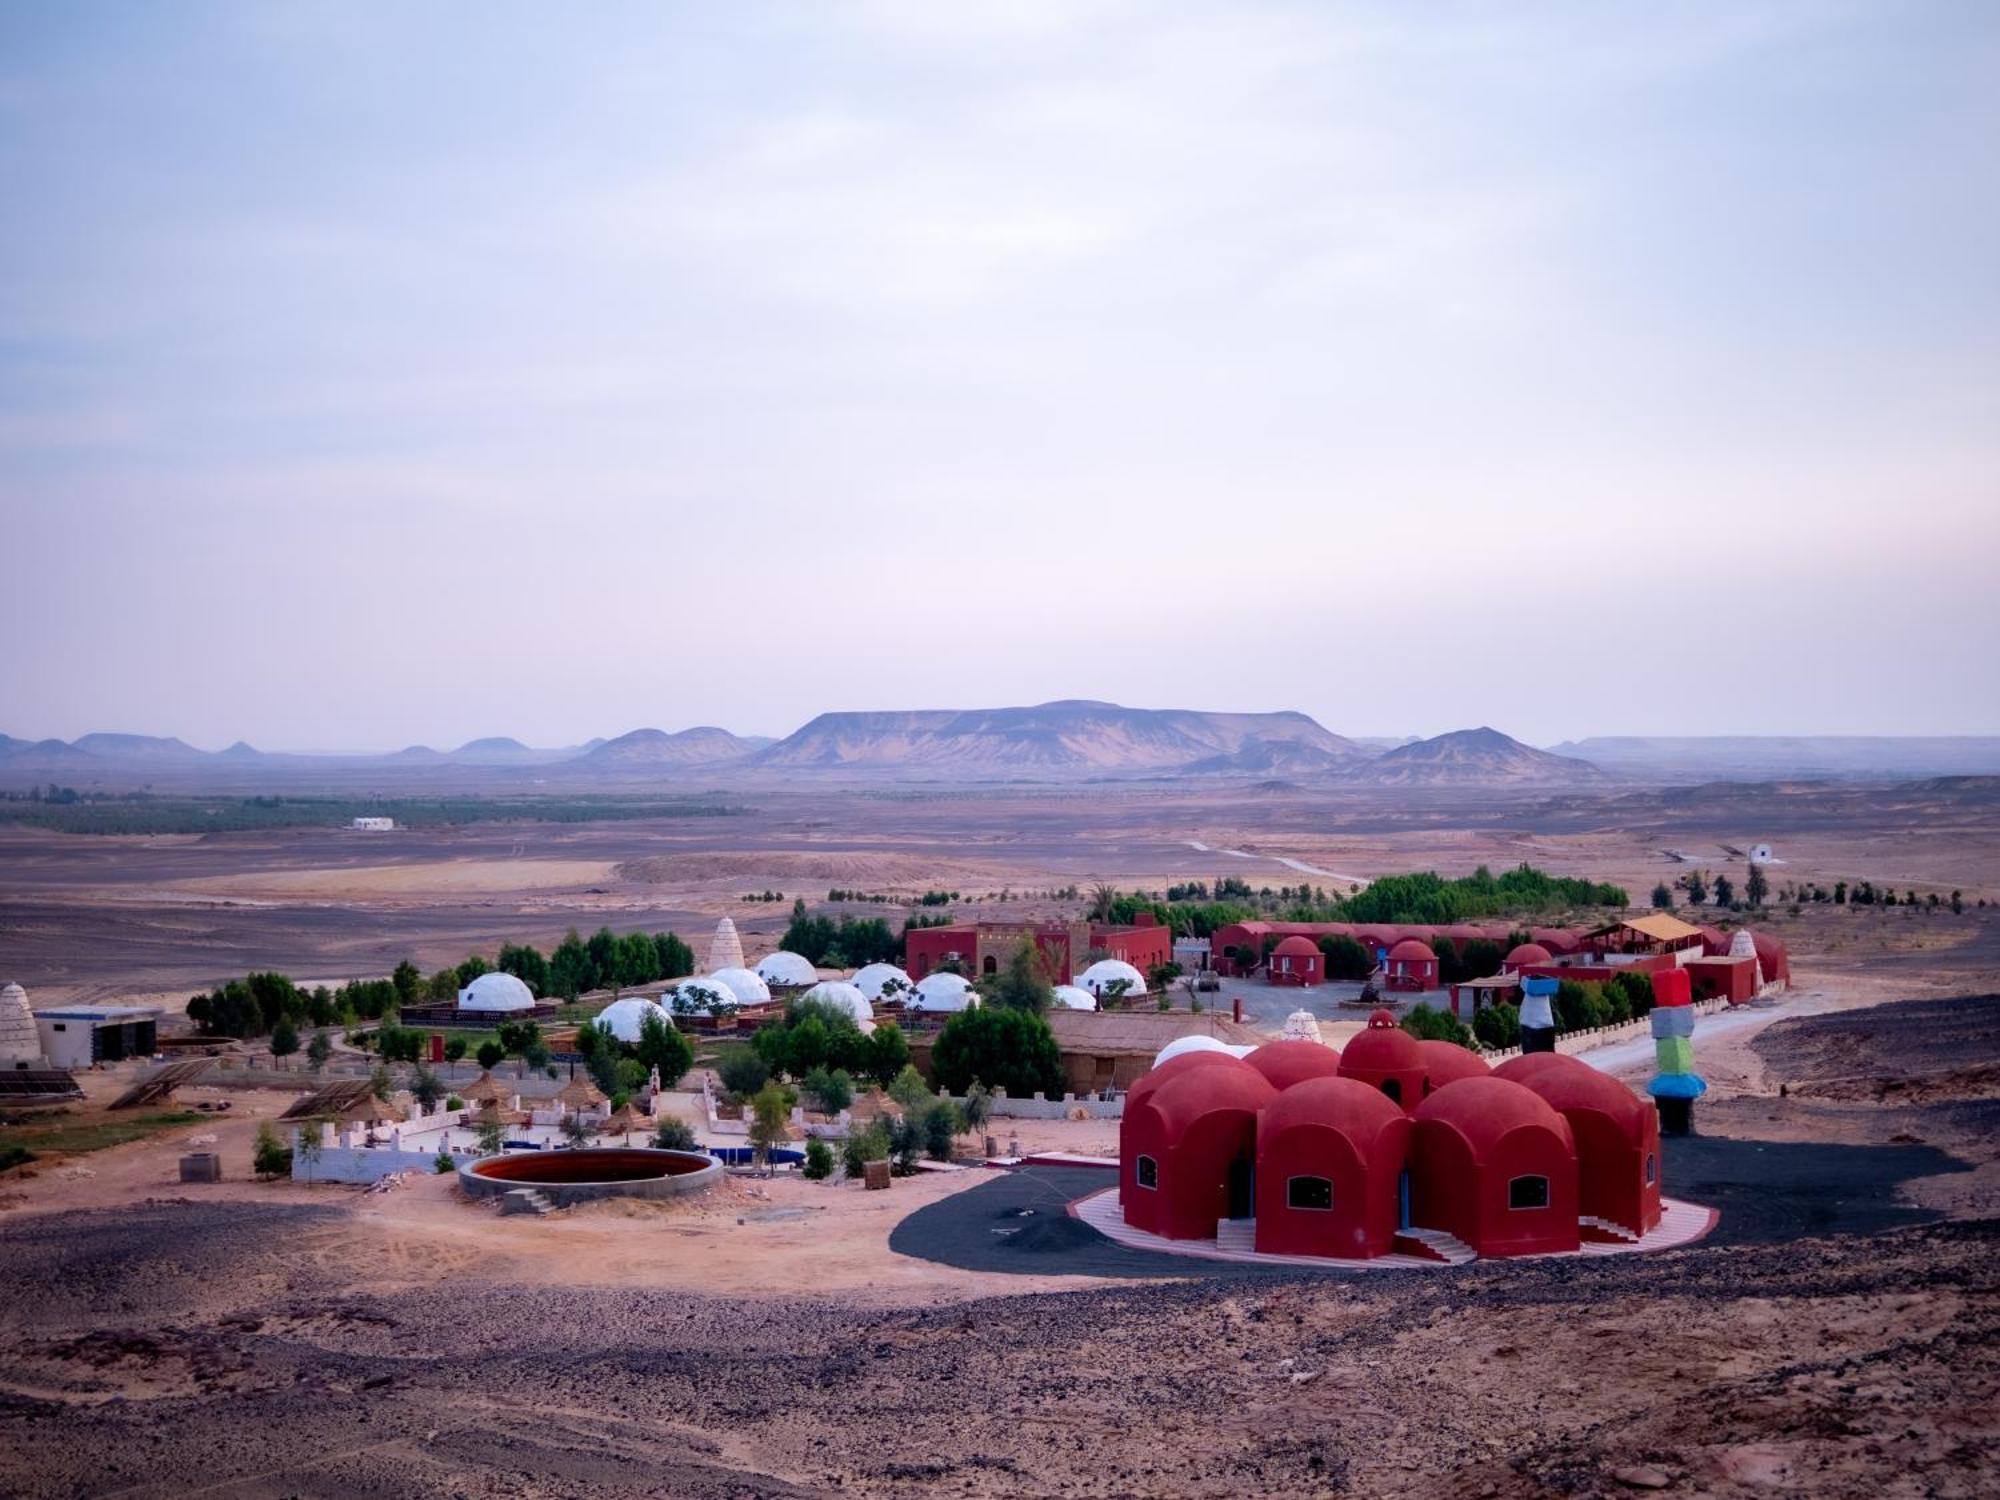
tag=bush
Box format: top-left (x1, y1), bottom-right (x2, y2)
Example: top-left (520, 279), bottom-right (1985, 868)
top-left (252, 1121), bottom-right (292, 1179)
top-left (842, 1119), bottom-right (890, 1178)
top-left (475, 1040), bottom-right (505, 1071)
top-left (635, 1011), bottom-right (693, 1088)
top-left (652, 1117), bottom-right (698, 1151)
top-left (802, 1137), bottom-right (834, 1180)
top-left (718, 1049), bottom-right (771, 1100)
top-left (802, 1066), bottom-right (855, 1114)
top-left (1318, 935), bottom-right (1373, 982)
top-left (433, 1149), bottom-right (455, 1174)
top-left (866, 1022), bottom-right (910, 1087)
top-left (888, 1063), bottom-right (932, 1111)
top-left (923, 1101), bottom-right (960, 1161)
top-left (1606, 970), bottom-right (1655, 1021)
top-left (931, 1008), bottom-right (1064, 1099)
top-left (1400, 1003), bottom-right (1473, 1048)
top-left (1472, 1002), bottom-right (1520, 1050)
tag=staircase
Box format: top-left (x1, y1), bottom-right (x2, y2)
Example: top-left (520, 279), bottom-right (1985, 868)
top-left (1394, 1226), bottom-right (1476, 1265)
top-left (500, 1188), bottom-right (555, 1216)
top-left (1214, 1218), bottom-right (1258, 1253)
top-left (1579, 1215), bottom-right (1640, 1244)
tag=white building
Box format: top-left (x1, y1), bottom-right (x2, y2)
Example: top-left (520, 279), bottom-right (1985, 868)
top-left (35, 1004), bottom-right (162, 1069)
top-left (457, 971), bottom-right (537, 1013)
top-left (351, 816), bottom-right (395, 831)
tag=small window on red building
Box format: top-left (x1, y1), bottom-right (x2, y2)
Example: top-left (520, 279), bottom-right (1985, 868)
top-left (1508, 1175), bottom-right (1550, 1210)
top-left (1380, 1078), bottom-right (1401, 1104)
top-left (1135, 1155), bottom-right (1158, 1190)
top-left (1645, 1153), bottom-right (1656, 1185)
top-left (1286, 1176), bottom-right (1333, 1211)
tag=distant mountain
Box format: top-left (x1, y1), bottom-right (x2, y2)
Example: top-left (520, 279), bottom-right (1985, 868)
top-left (1348, 726), bottom-right (1604, 786)
top-left (1549, 736), bottom-right (2000, 782)
top-left (449, 736), bottom-right (538, 763)
top-left (580, 726), bottom-right (755, 767)
top-left (752, 700), bottom-right (1365, 775)
top-left (70, 732), bottom-right (208, 763)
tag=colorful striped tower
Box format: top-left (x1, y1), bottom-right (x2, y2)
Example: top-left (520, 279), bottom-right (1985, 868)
top-left (1519, 974), bottom-right (1558, 1054)
top-left (1646, 966), bottom-right (1704, 1135)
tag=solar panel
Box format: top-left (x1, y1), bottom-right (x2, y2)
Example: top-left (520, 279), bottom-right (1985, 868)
top-left (0, 1069), bottom-right (85, 1101)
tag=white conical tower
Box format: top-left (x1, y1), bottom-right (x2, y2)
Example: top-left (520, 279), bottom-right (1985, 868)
top-left (1279, 1008), bottom-right (1325, 1045)
top-left (0, 982), bottom-right (45, 1067)
top-left (705, 917), bottom-right (745, 974)
top-left (1728, 929), bottom-right (1764, 987)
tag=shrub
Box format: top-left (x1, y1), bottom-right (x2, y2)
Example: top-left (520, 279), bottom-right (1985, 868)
top-left (923, 1101), bottom-right (959, 1161)
top-left (802, 1137), bottom-right (834, 1180)
top-left (931, 1008), bottom-right (1064, 1099)
top-left (433, 1149), bottom-right (455, 1174)
top-left (652, 1117), bottom-right (698, 1151)
top-left (842, 1119), bottom-right (890, 1178)
top-left (1400, 1003), bottom-right (1473, 1048)
top-left (1318, 935), bottom-right (1373, 982)
top-left (718, 1050), bottom-right (771, 1100)
top-left (252, 1121), bottom-right (292, 1179)
top-left (803, 1066), bottom-right (855, 1114)
top-left (445, 1094), bottom-right (464, 1110)
top-left (1472, 1002), bottom-right (1520, 1050)
top-left (475, 1040), bottom-right (505, 1070)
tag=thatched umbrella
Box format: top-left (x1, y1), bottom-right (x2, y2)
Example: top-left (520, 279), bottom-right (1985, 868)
top-left (460, 1071), bottom-right (512, 1107)
top-left (556, 1075), bottom-right (607, 1111)
top-left (596, 1104), bottom-right (650, 1141)
top-left (340, 1094), bottom-right (404, 1127)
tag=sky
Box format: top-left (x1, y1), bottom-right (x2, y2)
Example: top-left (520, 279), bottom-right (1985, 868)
top-left (2, 1), bottom-right (1996, 751)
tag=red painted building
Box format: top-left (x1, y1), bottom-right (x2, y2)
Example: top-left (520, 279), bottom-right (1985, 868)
top-left (1496, 1054), bottom-right (1661, 1239)
top-left (1409, 1077), bottom-right (1581, 1258)
top-left (1121, 1062), bottom-right (1276, 1238)
top-left (1242, 1038), bottom-right (1344, 1092)
top-left (1254, 1077), bottom-right (1411, 1259)
top-left (1336, 1009), bottom-right (1429, 1107)
top-left (1384, 938), bottom-right (1440, 992)
top-left (904, 918), bottom-right (1172, 984)
top-left (1266, 934), bottom-right (1324, 986)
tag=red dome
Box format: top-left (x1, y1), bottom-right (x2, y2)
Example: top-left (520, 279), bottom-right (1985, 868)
top-left (1243, 1040), bottom-right (1342, 1091)
top-left (1411, 1075), bottom-right (1574, 1155)
top-left (1144, 1062), bottom-right (1277, 1133)
top-left (1752, 932), bottom-right (1790, 983)
top-left (1417, 1040), bottom-right (1491, 1089)
top-left (1125, 1050), bottom-right (1248, 1114)
top-left (1365, 1007), bottom-right (1399, 1028)
top-left (1494, 1053), bottom-right (1646, 1129)
top-left (1505, 942), bottom-right (1552, 968)
top-left (1388, 938), bottom-right (1436, 962)
top-left (1262, 1074), bottom-right (1409, 1139)
top-left (1272, 935), bottom-right (1320, 958)
top-left (1339, 1019), bottom-right (1423, 1076)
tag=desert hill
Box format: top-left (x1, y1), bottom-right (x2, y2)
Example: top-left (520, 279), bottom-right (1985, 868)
top-left (580, 726), bottom-right (756, 766)
top-left (751, 700), bottom-right (1364, 775)
top-left (1348, 726), bottom-right (1604, 786)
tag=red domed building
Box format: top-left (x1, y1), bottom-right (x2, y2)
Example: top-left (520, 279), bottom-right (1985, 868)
top-left (1253, 1077), bottom-right (1411, 1259)
top-left (1337, 1010), bottom-right (1429, 1107)
top-left (1416, 1039), bottom-right (1491, 1097)
top-left (1384, 938), bottom-right (1440, 992)
top-left (1267, 934), bottom-right (1324, 986)
top-left (1502, 942), bottom-right (1552, 973)
top-left (1751, 932), bottom-right (1791, 989)
top-left (1409, 1077), bottom-right (1580, 1258)
top-left (1243, 1039), bottom-right (1343, 1092)
top-left (1495, 1054), bottom-right (1660, 1239)
top-left (1121, 1059), bottom-right (1276, 1239)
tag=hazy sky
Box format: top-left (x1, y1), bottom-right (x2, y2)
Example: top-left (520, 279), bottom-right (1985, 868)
top-left (3, 2), bottom-right (1996, 750)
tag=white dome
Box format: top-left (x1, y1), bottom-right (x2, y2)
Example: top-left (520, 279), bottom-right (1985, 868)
top-left (668, 978), bottom-right (737, 1017)
top-left (1728, 929), bottom-right (1758, 958)
top-left (458, 971), bottom-right (536, 1012)
top-left (1051, 984), bottom-right (1098, 1011)
top-left (851, 963), bottom-right (915, 1002)
top-left (911, 971), bottom-right (976, 1012)
top-left (707, 966), bottom-right (772, 1006)
top-left (0, 981), bottom-right (42, 1067)
top-left (1280, 1009), bottom-right (1324, 1044)
top-left (1153, 1033), bottom-right (1233, 1068)
top-left (801, 981), bottom-right (875, 1029)
top-left (755, 951), bottom-right (817, 987)
top-left (705, 917), bottom-right (745, 973)
top-left (1080, 958), bottom-right (1147, 997)
top-left (593, 997), bottom-right (674, 1044)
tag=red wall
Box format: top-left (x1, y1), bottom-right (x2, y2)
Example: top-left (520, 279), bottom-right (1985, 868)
top-left (1409, 1118), bottom-right (1580, 1258)
top-left (1254, 1115), bottom-right (1410, 1258)
top-left (1122, 1101), bottom-right (1262, 1240)
top-left (904, 926), bottom-right (974, 980)
top-left (1684, 956), bottom-right (1756, 1004)
top-left (1091, 922), bottom-right (1173, 973)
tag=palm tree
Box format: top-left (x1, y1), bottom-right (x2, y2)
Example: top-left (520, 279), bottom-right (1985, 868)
top-left (1087, 882), bottom-right (1118, 923)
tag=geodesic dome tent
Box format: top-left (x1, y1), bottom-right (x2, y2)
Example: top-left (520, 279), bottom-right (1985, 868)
top-left (458, 972), bottom-right (536, 1013)
top-left (755, 951), bottom-right (817, 988)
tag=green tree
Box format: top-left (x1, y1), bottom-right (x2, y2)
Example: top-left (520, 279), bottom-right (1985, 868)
top-left (1400, 1003), bottom-right (1472, 1047)
top-left (252, 1121), bottom-right (291, 1178)
top-left (985, 938), bottom-right (1053, 1013)
top-left (652, 931), bottom-right (696, 980)
top-left (1651, 882), bottom-right (1675, 910)
top-left (475, 1039), bottom-right (505, 1071)
top-left (652, 1116), bottom-right (698, 1150)
top-left (888, 1063), bottom-right (933, 1111)
top-left (443, 1035), bottom-right (468, 1063)
top-left (293, 1122), bottom-right (324, 1184)
top-left (1472, 1002), bottom-right (1520, 1050)
top-left (803, 1067), bottom-right (855, 1114)
top-left (497, 943), bottom-right (550, 995)
top-left (1317, 935), bottom-right (1374, 982)
top-left (427, 968), bottom-right (459, 1002)
top-left (474, 1114), bottom-right (509, 1157)
top-left (1682, 870), bottom-right (1709, 906)
top-left (866, 1022), bottom-right (910, 1087)
top-left (305, 1029), bottom-right (332, 1072)
top-left (634, 1011), bottom-right (693, 1087)
top-left (923, 1101), bottom-right (959, 1161)
top-left (269, 1018), bottom-right (300, 1061)
top-left (549, 929), bottom-right (593, 998)
top-left (368, 1063), bottom-right (392, 1100)
top-left (747, 1083), bottom-right (791, 1170)
top-left (454, 954), bottom-right (491, 987)
top-left (802, 1137), bottom-right (834, 1180)
top-left (931, 1008), bottom-right (1065, 1099)
top-left (1745, 863), bottom-right (1768, 909)
top-left (411, 1067), bottom-right (445, 1111)
top-left (560, 1112), bottom-right (592, 1147)
top-left (718, 1049), bottom-right (771, 1099)
top-left (1713, 873), bottom-right (1736, 908)
top-left (391, 959), bottom-right (423, 1006)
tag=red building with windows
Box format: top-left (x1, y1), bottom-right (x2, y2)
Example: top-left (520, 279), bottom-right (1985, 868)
top-left (1496, 1052), bottom-right (1661, 1240)
top-left (1408, 1077), bottom-right (1581, 1258)
top-left (1254, 1078), bottom-right (1411, 1259)
top-left (1384, 938), bottom-right (1440, 992)
top-left (904, 917), bottom-right (1172, 984)
top-left (1266, 934), bottom-right (1324, 986)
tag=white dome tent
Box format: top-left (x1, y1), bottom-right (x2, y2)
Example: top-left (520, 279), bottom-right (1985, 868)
top-left (755, 951), bottom-right (817, 988)
top-left (592, 997), bottom-right (674, 1044)
top-left (1051, 984), bottom-right (1098, 1011)
top-left (668, 978), bottom-right (737, 1018)
top-left (801, 981), bottom-right (875, 1031)
top-left (851, 963), bottom-right (915, 1002)
top-left (1079, 958), bottom-right (1147, 999)
top-left (458, 971), bottom-right (536, 1013)
top-left (910, 971), bottom-right (976, 1013)
top-left (1153, 1033), bottom-right (1234, 1068)
top-left (706, 967), bottom-right (773, 1006)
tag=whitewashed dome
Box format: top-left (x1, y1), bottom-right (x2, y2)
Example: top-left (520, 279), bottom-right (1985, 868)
top-left (705, 917), bottom-right (745, 973)
top-left (1728, 929), bottom-right (1758, 959)
top-left (1153, 1033), bottom-right (1233, 1068)
top-left (911, 971), bottom-right (976, 1012)
top-left (0, 981), bottom-right (43, 1066)
top-left (707, 966), bottom-right (772, 1006)
top-left (1080, 958), bottom-right (1147, 997)
top-left (755, 951), bottom-right (817, 988)
top-left (593, 997), bottom-right (674, 1044)
top-left (851, 962), bottom-right (915, 1002)
top-left (1051, 984), bottom-right (1098, 1011)
top-left (1280, 1009), bottom-right (1324, 1044)
top-left (458, 971), bottom-right (535, 1012)
top-left (668, 978), bottom-right (737, 1016)
top-left (801, 981), bottom-right (875, 1030)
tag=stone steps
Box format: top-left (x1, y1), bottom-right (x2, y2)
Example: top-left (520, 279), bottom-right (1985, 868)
top-left (1394, 1226), bottom-right (1477, 1265)
top-left (500, 1188), bottom-right (555, 1216)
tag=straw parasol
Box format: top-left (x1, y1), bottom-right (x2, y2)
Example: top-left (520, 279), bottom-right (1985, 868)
top-left (596, 1104), bottom-right (651, 1138)
top-left (340, 1094), bottom-right (404, 1127)
top-left (459, 1070), bottom-right (512, 1106)
top-left (556, 1075), bottom-right (607, 1110)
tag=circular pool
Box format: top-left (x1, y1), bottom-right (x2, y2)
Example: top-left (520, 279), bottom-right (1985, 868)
top-left (457, 1148), bottom-right (722, 1207)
